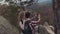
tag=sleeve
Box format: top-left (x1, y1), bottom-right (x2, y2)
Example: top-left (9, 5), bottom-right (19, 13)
top-left (32, 14), bottom-right (40, 24)
top-left (32, 19), bottom-right (40, 24)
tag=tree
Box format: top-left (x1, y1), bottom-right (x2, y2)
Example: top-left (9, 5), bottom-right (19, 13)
top-left (5, 0), bottom-right (10, 2)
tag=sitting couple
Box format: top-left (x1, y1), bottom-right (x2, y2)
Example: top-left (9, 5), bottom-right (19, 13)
top-left (18, 11), bottom-right (40, 34)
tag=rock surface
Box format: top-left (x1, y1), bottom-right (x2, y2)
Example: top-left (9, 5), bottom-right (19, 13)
top-left (38, 22), bottom-right (54, 34)
top-left (0, 16), bottom-right (20, 34)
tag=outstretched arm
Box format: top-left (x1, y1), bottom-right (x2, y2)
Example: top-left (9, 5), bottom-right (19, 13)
top-left (32, 14), bottom-right (40, 23)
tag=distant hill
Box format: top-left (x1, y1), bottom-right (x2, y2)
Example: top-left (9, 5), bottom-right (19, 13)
top-left (26, 0), bottom-right (54, 25)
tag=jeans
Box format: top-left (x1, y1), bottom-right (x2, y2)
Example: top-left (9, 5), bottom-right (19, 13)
top-left (22, 30), bottom-right (32, 34)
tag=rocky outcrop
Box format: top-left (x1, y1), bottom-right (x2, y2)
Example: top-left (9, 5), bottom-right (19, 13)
top-left (0, 16), bottom-right (20, 34)
top-left (38, 22), bottom-right (54, 34)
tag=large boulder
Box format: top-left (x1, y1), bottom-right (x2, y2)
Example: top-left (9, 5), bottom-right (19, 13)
top-left (38, 22), bottom-right (54, 34)
top-left (0, 16), bottom-right (20, 34)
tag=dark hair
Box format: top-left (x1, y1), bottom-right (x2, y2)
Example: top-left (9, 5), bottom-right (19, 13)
top-left (25, 12), bottom-right (30, 18)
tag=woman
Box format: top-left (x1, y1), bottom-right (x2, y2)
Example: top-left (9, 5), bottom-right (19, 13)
top-left (18, 11), bottom-right (25, 33)
top-left (18, 11), bottom-right (32, 34)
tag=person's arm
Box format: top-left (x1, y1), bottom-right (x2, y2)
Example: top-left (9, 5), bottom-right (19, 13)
top-left (19, 21), bottom-right (25, 30)
top-left (32, 14), bottom-right (40, 23)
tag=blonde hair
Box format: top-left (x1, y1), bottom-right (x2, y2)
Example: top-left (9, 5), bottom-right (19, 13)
top-left (18, 11), bottom-right (25, 23)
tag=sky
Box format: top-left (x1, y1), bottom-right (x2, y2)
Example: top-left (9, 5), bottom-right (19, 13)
top-left (37, 0), bottom-right (52, 3)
